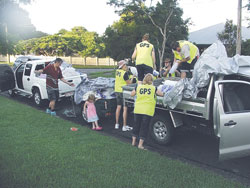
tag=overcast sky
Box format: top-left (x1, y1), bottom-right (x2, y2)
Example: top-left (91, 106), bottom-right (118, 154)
top-left (21, 0), bottom-right (249, 35)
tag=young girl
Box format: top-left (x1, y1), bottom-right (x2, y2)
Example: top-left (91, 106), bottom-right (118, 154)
top-left (131, 73), bottom-right (163, 150)
top-left (83, 94), bottom-right (102, 130)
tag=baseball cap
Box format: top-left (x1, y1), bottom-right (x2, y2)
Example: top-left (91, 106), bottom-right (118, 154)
top-left (118, 60), bottom-right (127, 69)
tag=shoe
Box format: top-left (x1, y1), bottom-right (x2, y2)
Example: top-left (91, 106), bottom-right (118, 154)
top-left (115, 124), bottom-right (119, 129)
top-left (122, 125), bottom-right (133, 131)
top-left (96, 127), bottom-right (103, 131)
top-left (126, 125), bottom-right (133, 130)
top-left (46, 108), bottom-right (51, 114)
top-left (51, 111), bottom-right (56, 116)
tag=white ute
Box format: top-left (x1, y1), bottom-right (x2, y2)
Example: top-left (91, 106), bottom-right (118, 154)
top-left (5, 59), bottom-right (84, 106)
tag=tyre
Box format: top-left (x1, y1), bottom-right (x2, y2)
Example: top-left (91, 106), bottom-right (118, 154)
top-left (80, 103), bottom-right (88, 123)
top-left (8, 89), bottom-right (16, 97)
top-left (149, 114), bottom-right (174, 145)
top-left (33, 88), bottom-right (44, 107)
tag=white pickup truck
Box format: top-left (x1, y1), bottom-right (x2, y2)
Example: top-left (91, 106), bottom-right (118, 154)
top-left (0, 59), bottom-right (83, 106)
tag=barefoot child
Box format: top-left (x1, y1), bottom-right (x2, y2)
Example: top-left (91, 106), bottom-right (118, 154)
top-left (83, 94), bottom-right (102, 130)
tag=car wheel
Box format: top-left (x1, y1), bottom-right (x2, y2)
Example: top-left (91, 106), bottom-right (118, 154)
top-left (81, 103), bottom-right (88, 123)
top-left (149, 114), bottom-right (174, 145)
top-left (33, 88), bottom-right (44, 107)
top-left (8, 89), bottom-right (16, 97)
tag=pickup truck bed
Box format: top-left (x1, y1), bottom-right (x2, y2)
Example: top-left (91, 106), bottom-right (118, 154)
top-left (123, 77), bottom-right (212, 120)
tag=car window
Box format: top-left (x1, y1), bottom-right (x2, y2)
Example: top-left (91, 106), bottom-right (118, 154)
top-left (35, 64), bottom-right (44, 70)
top-left (222, 82), bottom-right (250, 113)
top-left (16, 64), bottom-right (25, 74)
top-left (24, 64), bottom-right (32, 76)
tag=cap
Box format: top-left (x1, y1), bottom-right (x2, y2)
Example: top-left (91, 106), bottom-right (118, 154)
top-left (118, 60), bottom-right (127, 69)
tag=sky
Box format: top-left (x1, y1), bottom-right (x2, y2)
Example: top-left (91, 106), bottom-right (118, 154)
top-left (21, 0), bottom-right (249, 35)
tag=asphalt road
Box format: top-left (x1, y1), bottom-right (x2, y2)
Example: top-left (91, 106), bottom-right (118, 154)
top-left (2, 92), bottom-right (250, 187)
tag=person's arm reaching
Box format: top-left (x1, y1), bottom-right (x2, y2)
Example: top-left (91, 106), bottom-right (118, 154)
top-left (60, 78), bottom-right (75, 87)
top-left (131, 46), bottom-right (137, 64)
top-left (152, 48), bottom-right (156, 70)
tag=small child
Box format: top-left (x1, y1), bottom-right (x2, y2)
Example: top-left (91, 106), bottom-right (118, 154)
top-left (83, 94), bottom-right (102, 130)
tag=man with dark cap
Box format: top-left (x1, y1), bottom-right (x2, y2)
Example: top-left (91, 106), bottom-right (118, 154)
top-left (131, 33), bottom-right (156, 84)
top-left (35, 58), bottom-right (74, 116)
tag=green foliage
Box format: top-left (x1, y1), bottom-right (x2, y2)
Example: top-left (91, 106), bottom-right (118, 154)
top-left (105, 0), bottom-right (189, 68)
top-left (0, 0), bottom-right (46, 55)
top-left (15, 26), bottom-right (106, 57)
top-left (217, 20), bottom-right (237, 57)
top-left (242, 39), bottom-right (250, 55)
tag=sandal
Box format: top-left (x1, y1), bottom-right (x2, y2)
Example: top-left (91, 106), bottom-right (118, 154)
top-left (96, 127), bottom-right (103, 131)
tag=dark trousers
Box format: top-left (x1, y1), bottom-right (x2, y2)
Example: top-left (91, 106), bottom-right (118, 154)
top-left (132, 114), bottom-right (152, 141)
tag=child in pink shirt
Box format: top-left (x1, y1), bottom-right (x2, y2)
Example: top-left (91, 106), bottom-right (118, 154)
top-left (84, 94), bottom-right (102, 130)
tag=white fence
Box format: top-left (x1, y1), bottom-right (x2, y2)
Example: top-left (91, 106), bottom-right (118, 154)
top-left (0, 55), bottom-right (117, 66)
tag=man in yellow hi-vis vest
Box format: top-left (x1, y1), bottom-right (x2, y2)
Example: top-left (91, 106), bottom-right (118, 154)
top-left (114, 60), bottom-right (134, 131)
top-left (171, 40), bottom-right (199, 78)
top-left (131, 33), bottom-right (156, 84)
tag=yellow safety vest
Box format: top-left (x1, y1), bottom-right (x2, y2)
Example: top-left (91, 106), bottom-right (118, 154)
top-left (136, 41), bottom-right (154, 68)
top-left (173, 40), bottom-right (198, 64)
top-left (166, 72), bottom-right (175, 78)
top-left (115, 69), bottom-right (127, 93)
top-left (134, 84), bottom-right (156, 117)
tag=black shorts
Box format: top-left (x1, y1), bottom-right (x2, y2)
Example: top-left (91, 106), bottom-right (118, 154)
top-left (136, 64), bottom-right (153, 81)
top-left (47, 87), bottom-right (59, 101)
top-left (178, 56), bottom-right (198, 72)
top-left (115, 92), bottom-right (127, 106)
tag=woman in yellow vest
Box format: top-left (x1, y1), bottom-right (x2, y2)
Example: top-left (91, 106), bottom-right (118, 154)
top-left (160, 58), bottom-right (180, 78)
top-left (131, 33), bottom-right (156, 84)
top-left (131, 73), bottom-right (163, 150)
top-left (171, 40), bottom-right (199, 78)
top-left (114, 60), bottom-right (134, 131)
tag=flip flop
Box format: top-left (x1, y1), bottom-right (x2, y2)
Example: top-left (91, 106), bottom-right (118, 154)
top-left (96, 127), bottom-right (103, 131)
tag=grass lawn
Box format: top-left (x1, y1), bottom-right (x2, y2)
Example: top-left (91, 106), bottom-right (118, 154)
top-left (0, 96), bottom-right (246, 188)
top-left (89, 70), bottom-right (116, 79)
top-left (72, 64), bottom-right (116, 69)
top-left (0, 61), bottom-right (13, 66)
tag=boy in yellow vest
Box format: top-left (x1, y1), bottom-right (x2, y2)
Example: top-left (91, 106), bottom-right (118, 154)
top-left (131, 33), bottom-right (156, 84)
top-left (114, 60), bottom-right (134, 131)
top-left (171, 40), bottom-right (199, 78)
top-left (131, 73), bottom-right (163, 150)
top-left (160, 58), bottom-right (180, 78)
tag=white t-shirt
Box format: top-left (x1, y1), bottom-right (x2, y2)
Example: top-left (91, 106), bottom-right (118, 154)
top-left (177, 44), bottom-right (200, 59)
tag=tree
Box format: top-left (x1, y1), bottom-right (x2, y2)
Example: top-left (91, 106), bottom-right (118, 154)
top-left (217, 20), bottom-right (237, 57)
top-left (0, 0), bottom-right (46, 55)
top-left (242, 39), bottom-right (250, 55)
top-left (106, 0), bottom-right (189, 69)
top-left (15, 26), bottom-right (106, 57)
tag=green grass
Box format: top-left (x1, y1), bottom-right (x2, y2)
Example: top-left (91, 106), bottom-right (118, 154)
top-left (89, 70), bottom-right (116, 78)
top-left (0, 61), bottom-right (13, 66)
top-left (72, 64), bottom-right (116, 69)
top-left (0, 96), bottom-right (246, 188)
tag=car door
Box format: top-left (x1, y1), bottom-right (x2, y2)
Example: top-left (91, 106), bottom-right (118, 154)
top-left (23, 63), bottom-right (33, 94)
top-left (213, 80), bottom-right (250, 160)
top-left (0, 64), bottom-right (15, 92)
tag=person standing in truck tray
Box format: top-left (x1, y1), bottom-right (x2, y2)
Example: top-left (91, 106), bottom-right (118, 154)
top-left (114, 60), bottom-right (135, 131)
top-left (131, 73), bottom-right (163, 150)
top-left (132, 33), bottom-right (156, 84)
top-left (171, 40), bottom-right (199, 79)
top-left (35, 58), bottom-right (74, 116)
